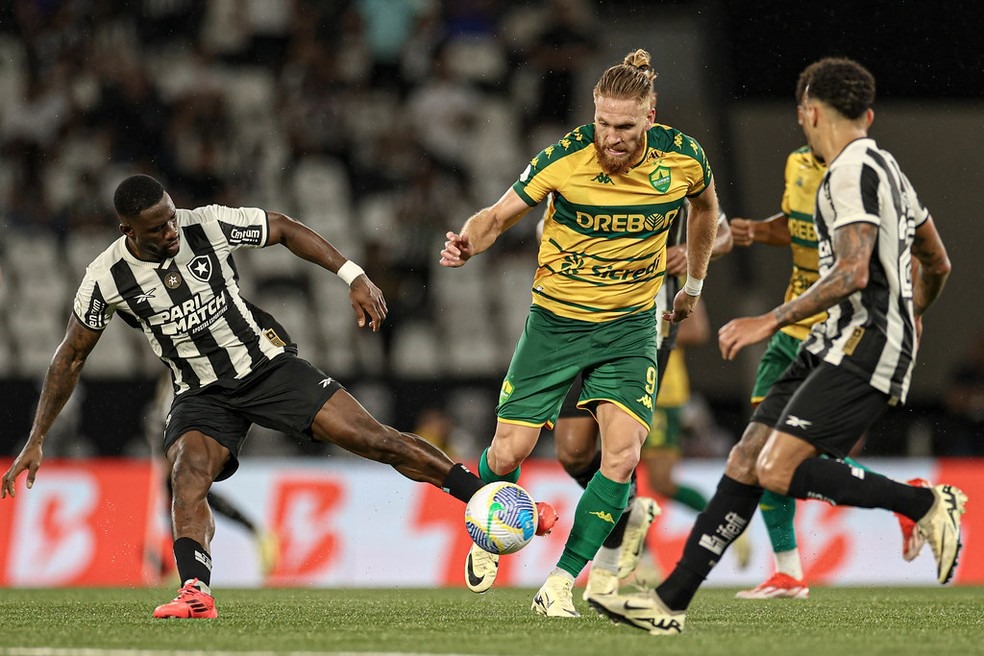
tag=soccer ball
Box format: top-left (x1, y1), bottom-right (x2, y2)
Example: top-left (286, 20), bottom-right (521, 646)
top-left (465, 482), bottom-right (538, 555)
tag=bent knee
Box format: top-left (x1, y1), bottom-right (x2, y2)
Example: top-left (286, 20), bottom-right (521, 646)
top-left (601, 445), bottom-right (640, 481)
top-left (755, 459), bottom-right (793, 495)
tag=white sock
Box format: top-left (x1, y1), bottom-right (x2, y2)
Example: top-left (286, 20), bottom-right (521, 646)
top-left (551, 567), bottom-right (576, 584)
top-left (592, 546), bottom-right (620, 573)
top-left (773, 548), bottom-right (803, 580)
top-left (624, 499), bottom-right (646, 528)
top-left (185, 579), bottom-right (212, 595)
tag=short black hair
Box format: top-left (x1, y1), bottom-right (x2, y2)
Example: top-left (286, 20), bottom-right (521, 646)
top-left (113, 174), bottom-right (165, 218)
top-left (797, 57), bottom-right (875, 120)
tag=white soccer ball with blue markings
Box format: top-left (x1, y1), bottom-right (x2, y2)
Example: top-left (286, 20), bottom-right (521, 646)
top-left (465, 481), bottom-right (538, 555)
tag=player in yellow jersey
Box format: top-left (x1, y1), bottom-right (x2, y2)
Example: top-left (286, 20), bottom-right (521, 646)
top-left (549, 209), bottom-right (738, 600)
top-left (440, 49), bottom-right (720, 617)
top-left (728, 144), bottom-right (929, 598)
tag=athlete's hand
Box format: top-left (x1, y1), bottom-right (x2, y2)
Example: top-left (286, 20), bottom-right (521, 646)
top-left (665, 245), bottom-right (687, 276)
top-left (718, 313), bottom-right (779, 360)
top-left (729, 218), bottom-right (756, 247)
top-left (439, 231), bottom-right (473, 268)
top-left (349, 275), bottom-right (388, 332)
top-left (664, 289), bottom-right (699, 324)
top-left (1, 440), bottom-right (43, 499)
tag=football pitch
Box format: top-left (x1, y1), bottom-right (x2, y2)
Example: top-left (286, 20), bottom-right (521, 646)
top-left (1, 586), bottom-right (982, 656)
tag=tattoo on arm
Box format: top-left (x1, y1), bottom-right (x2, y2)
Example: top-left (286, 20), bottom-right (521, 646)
top-left (771, 222), bottom-right (878, 328)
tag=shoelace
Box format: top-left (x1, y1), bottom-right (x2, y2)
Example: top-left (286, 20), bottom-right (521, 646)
top-left (173, 585), bottom-right (202, 601)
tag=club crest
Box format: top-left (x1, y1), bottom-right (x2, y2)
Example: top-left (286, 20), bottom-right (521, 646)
top-left (188, 255), bottom-right (213, 283)
top-left (649, 166), bottom-right (671, 193)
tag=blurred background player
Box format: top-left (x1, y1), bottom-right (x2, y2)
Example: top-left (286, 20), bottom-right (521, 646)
top-left (440, 49), bottom-right (721, 617)
top-left (730, 138), bottom-right (928, 600)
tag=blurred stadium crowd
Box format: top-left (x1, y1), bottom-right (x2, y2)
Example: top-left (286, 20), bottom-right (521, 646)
top-left (1, 0), bottom-right (981, 459)
top-left (0, 0), bottom-right (603, 379)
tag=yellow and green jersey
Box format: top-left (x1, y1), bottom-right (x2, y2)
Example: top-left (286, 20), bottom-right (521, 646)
top-left (779, 146), bottom-right (826, 341)
top-left (512, 123), bottom-right (712, 323)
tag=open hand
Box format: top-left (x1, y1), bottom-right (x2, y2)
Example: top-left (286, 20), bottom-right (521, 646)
top-left (718, 313), bottom-right (778, 360)
top-left (1, 441), bottom-right (43, 499)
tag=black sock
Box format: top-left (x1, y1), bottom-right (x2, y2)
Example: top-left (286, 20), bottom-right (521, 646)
top-left (787, 458), bottom-right (935, 519)
top-left (207, 491), bottom-right (257, 533)
top-left (442, 463), bottom-right (486, 503)
top-left (173, 537), bottom-right (212, 586)
top-left (657, 475), bottom-right (762, 611)
top-left (569, 451), bottom-right (603, 489)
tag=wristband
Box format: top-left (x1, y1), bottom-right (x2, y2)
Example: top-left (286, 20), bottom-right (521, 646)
top-left (683, 274), bottom-right (704, 296)
top-left (337, 260), bottom-right (365, 286)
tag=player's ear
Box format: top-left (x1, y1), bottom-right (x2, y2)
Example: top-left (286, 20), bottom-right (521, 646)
top-left (119, 223), bottom-right (131, 237)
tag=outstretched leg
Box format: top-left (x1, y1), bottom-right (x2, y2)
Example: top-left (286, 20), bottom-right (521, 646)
top-left (309, 389), bottom-right (484, 501)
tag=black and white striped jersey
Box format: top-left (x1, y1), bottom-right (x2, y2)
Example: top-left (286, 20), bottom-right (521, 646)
top-left (803, 138), bottom-right (929, 403)
top-left (73, 204), bottom-right (295, 395)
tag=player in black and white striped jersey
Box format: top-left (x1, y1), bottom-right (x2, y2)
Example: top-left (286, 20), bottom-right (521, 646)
top-left (803, 133), bottom-right (923, 399)
top-left (590, 57), bottom-right (966, 636)
top-left (0, 174), bottom-right (489, 619)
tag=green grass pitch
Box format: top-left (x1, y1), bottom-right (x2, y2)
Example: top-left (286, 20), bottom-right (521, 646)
top-left (1, 586), bottom-right (982, 656)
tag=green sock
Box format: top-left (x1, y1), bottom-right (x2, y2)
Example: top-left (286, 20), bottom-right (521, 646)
top-left (672, 484), bottom-right (708, 513)
top-left (557, 471), bottom-right (630, 577)
top-left (478, 447), bottom-right (520, 483)
top-left (760, 490), bottom-right (798, 553)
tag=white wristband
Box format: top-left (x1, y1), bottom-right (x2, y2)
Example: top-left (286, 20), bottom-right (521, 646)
top-left (336, 260), bottom-right (365, 286)
top-left (683, 274), bottom-right (704, 296)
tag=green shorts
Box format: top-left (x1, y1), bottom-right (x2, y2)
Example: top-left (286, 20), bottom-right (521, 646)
top-left (643, 405), bottom-right (683, 451)
top-left (751, 330), bottom-right (804, 404)
top-left (497, 306), bottom-right (658, 430)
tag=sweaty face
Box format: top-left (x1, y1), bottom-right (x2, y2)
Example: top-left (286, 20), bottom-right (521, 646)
top-left (122, 192), bottom-right (180, 262)
top-left (593, 95), bottom-right (654, 175)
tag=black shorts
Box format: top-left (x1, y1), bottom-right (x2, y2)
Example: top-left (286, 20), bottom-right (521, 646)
top-left (163, 354), bottom-right (343, 481)
top-left (751, 349), bottom-right (889, 459)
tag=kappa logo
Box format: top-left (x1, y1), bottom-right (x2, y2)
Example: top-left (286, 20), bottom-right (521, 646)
top-left (785, 415), bottom-right (813, 429)
top-left (589, 510), bottom-right (616, 524)
top-left (591, 172), bottom-right (614, 185)
top-left (187, 255), bottom-right (213, 283)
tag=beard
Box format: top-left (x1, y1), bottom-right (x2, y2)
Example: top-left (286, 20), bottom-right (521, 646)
top-left (593, 135), bottom-right (646, 176)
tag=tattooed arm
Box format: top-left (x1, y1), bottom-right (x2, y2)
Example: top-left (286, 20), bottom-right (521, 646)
top-left (718, 222), bottom-right (877, 360)
top-left (1, 317), bottom-right (102, 498)
top-left (772, 222), bottom-right (878, 326)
